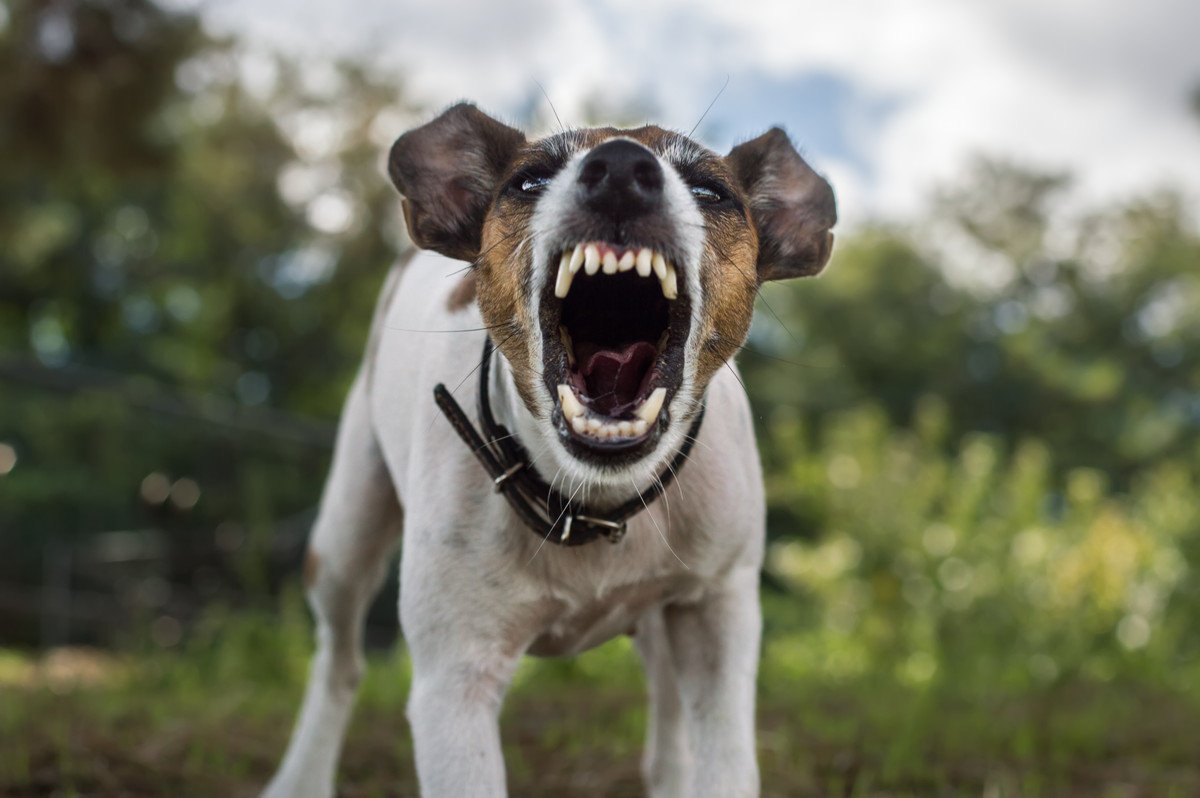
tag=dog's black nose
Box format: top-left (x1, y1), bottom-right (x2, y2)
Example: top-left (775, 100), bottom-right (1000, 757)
top-left (576, 139), bottom-right (664, 218)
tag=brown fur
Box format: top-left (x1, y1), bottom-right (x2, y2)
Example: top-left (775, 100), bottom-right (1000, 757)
top-left (393, 107), bottom-right (833, 423)
top-left (302, 549), bottom-right (319, 590)
top-left (474, 126), bottom-right (766, 414)
top-left (445, 271), bottom-right (477, 312)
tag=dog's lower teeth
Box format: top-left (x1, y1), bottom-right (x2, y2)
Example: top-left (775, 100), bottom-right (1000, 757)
top-left (559, 326), bottom-right (576, 366)
top-left (557, 383), bottom-right (664, 440)
top-left (635, 387), bottom-right (667, 424)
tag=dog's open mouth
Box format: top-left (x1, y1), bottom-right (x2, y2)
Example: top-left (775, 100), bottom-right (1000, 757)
top-left (541, 241), bottom-right (690, 459)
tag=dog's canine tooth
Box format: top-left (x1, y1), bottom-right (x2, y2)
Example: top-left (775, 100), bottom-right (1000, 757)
top-left (602, 250), bottom-right (619, 275)
top-left (618, 251), bottom-right (635, 272)
top-left (568, 243), bottom-right (585, 274)
top-left (635, 387), bottom-right (667, 424)
top-left (559, 326), bottom-right (576, 367)
top-left (651, 252), bottom-right (667, 281)
top-left (635, 247), bottom-right (653, 277)
top-left (584, 244), bottom-right (601, 275)
top-left (557, 384), bottom-right (585, 420)
top-left (554, 252), bottom-right (575, 298)
top-left (661, 262), bottom-right (678, 300)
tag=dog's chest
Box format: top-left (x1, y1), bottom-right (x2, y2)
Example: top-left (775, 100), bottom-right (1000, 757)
top-left (524, 570), bottom-right (703, 657)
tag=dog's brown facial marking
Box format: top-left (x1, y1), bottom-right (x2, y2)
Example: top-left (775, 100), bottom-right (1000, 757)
top-left (389, 103), bottom-right (836, 477)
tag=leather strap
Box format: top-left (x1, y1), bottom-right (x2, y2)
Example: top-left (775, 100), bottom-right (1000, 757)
top-left (433, 338), bottom-right (704, 547)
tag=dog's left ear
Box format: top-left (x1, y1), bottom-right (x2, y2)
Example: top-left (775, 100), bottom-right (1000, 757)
top-left (727, 128), bottom-right (837, 282)
top-left (388, 103), bottom-right (526, 261)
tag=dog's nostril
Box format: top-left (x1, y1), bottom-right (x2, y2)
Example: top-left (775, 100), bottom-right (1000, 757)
top-left (632, 161), bottom-right (663, 193)
top-left (578, 159), bottom-right (607, 189)
top-left (576, 139), bottom-right (665, 216)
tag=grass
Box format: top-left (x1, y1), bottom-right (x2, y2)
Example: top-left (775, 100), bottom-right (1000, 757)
top-left (2, 599), bottom-right (1200, 797)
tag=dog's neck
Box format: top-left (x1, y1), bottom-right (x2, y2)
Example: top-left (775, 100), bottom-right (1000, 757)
top-left (489, 350), bottom-right (675, 511)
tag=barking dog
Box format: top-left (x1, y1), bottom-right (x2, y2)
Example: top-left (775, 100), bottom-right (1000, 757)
top-left (263, 103), bottom-right (835, 798)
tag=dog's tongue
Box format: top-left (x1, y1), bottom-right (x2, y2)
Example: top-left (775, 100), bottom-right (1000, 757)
top-left (578, 341), bottom-right (657, 416)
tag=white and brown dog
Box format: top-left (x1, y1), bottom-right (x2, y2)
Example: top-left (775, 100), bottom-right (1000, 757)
top-left (263, 103), bottom-right (835, 798)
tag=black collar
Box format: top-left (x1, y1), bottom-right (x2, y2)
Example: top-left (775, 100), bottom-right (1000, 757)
top-left (433, 337), bottom-right (704, 547)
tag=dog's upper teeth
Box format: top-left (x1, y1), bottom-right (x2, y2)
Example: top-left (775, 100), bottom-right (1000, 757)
top-left (651, 252), bottom-right (667, 281)
top-left (554, 244), bottom-right (679, 301)
top-left (602, 250), bottom-right (619, 275)
top-left (583, 244), bottom-right (601, 275)
top-left (635, 247), bottom-right (653, 277)
top-left (554, 251), bottom-right (575, 298)
top-left (662, 262), bottom-right (678, 300)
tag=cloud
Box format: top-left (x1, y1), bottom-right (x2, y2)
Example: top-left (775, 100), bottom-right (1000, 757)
top-left (202, 0), bottom-right (1200, 224)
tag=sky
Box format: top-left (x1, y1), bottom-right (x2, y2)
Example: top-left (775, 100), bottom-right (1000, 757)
top-left (199, 0), bottom-right (1200, 227)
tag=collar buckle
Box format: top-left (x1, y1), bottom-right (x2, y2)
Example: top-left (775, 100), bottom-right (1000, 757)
top-left (573, 514), bottom-right (628, 544)
top-left (492, 461), bottom-right (525, 492)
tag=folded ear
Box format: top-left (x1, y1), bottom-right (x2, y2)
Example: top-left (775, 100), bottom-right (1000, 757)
top-left (726, 128), bottom-right (837, 282)
top-left (388, 103), bottom-right (525, 261)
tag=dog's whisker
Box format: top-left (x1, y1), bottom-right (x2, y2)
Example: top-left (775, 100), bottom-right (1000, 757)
top-left (630, 476), bottom-right (689, 570)
top-left (528, 476), bottom-right (586, 565)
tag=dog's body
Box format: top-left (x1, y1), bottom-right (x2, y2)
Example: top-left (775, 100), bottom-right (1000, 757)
top-left (264, 104), bottom-right (835, 798)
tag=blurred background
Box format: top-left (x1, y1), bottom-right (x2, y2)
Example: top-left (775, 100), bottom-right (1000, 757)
top-left (2, 0), bottom-right (1199, 795)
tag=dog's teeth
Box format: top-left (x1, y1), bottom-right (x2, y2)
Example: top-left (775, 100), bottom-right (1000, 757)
top-left (554, 252), bottom-right (575, 298)
top-left (569, 243), bottom-right (585, 274)
top-left (618, 251), bottom-right (635, 272)
top-left (586, 417), bottom-right (602, 433)
top-left (571, 416), bottom-right (587, 434)
top-left (661, 262), bottom-right (678, 300)
top-left (618, 421), bottom-right (634, 437)
top-left (635, 387), bottom-right (667, 424)
top-left (559, 326), bottom-right (576, 367)
top-left (602, 250), bottom-right (619, 275)
top-left (558, 384), bottom-right (585, 420)
top-left (632, 419), bottom-right (649, 436)
top-left (635, 248), bottom-right (653, 277)
top-left (584, 244), bottom-right (601, 275)
top-left (652, 252), bottom-right (667, 281)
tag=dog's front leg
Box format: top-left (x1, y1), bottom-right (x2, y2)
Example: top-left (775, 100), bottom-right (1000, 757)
top-left (401, 574), bottom-right (522, 798)
top-left (665, 565), bottom-right (762, 798)
top-left (263, 374), bottom-right (402, 798)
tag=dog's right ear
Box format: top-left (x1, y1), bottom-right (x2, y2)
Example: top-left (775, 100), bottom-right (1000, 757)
top-left (388, 103), bottom-right (525, 261)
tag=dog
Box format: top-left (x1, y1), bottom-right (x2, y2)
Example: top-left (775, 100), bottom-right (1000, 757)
top-left (262, 102), bottom-right (835, 798)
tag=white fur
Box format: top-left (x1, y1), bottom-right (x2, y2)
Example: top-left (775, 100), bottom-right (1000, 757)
top-left (263, 246), bottom-right (766, 795)
top-left (522, 139), bottom-right (708, 501)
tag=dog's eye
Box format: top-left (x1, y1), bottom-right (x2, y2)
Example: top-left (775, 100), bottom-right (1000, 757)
top-left (690, 184), bottom-right (725, 204)
top-left (510, 173), bottom-right (552, 196)
top-left (521, 176), bottom-right (551, 192)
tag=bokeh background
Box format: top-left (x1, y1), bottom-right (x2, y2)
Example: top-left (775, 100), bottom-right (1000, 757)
top-left (2, 0), bottom-right (1200, 795)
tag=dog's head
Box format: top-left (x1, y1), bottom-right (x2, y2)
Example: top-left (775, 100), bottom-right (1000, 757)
top-left (389, 103), bottom-right (835, 487)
